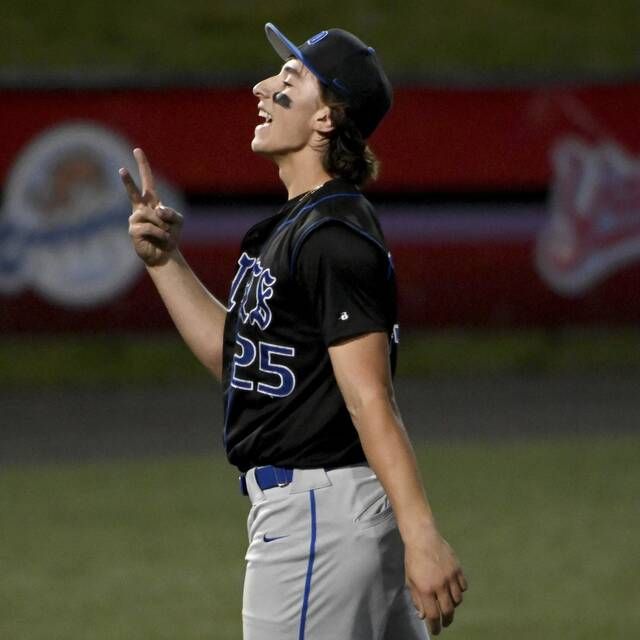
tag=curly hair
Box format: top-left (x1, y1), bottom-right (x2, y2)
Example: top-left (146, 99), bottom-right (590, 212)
top-left (318, 86), bottom-right (380, 188)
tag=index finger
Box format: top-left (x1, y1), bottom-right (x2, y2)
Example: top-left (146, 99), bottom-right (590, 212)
top-left (134, 148), bottom-right (159, 207)
top-left (119, 168), bottom-right (143, 205)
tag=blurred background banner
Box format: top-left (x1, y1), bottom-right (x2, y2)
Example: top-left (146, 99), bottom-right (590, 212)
top-left (2, 83), bottom-right (640, 192)
top-left (2, 82), bottom-right (640, 328)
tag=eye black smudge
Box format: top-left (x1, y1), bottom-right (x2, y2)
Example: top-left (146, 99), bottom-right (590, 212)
top-left (273, 91), bottom-right (292, 109)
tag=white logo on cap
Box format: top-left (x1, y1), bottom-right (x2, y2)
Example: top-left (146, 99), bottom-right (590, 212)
top-left (307, 31), bottom-right (328, 46)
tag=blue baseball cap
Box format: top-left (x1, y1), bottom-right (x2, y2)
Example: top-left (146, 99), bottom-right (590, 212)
top-left (265, 23), bottom-right (393, 138)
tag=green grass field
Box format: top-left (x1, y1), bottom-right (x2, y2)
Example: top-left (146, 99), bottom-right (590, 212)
top-left (2, 328), bottom-right (640, 388)
top-left (3, 1), bottom-right (638, 75)
top-left (2, 436), bottom-right (639, 639)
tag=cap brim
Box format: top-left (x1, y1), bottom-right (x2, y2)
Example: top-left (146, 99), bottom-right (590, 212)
top-left (264, 23), bottom-right (329, 85)
top-left (265, 23), bottom-right (302, 62)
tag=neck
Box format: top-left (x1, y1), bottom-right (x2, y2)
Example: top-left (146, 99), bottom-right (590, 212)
top-left (274, 148), bottom-right (334, 200)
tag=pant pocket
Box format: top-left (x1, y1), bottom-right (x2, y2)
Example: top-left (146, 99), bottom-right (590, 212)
top-left (354, 489), bottom-right (395, 529)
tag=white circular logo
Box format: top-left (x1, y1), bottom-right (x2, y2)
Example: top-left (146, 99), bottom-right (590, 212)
top-left (0, 121), bottom-right (184, 307)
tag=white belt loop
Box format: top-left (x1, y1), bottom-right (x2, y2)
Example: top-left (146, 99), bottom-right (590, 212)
top-left (245, 467), bottom-right (267, 504)
top-left (289, 467), bottom-right (332, 494)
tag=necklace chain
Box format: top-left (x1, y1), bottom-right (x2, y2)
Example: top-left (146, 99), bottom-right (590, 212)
top-left (283, 184), bottom-right (323, 223)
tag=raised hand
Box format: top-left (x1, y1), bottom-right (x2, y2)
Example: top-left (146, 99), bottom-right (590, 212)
top-left (405, 527), bottom-right (468, 635)
top-left (120, 148), bottom-right (183, 267)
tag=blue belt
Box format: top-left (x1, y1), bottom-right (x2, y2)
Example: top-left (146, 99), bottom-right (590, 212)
top-left (240, 466), bottom-right (294, 496)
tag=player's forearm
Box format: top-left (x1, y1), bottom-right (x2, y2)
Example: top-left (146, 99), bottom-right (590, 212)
top-left (350, 393), bottom-right (439, 545)
top-left (146, 251), bottom-right (227, 379)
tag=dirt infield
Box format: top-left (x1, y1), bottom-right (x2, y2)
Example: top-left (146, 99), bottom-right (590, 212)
top-left (2, 374), bottom-right (637, 465)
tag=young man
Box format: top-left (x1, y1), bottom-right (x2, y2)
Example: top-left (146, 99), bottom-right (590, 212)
top-left (121, 23), bottom-right (467, 640)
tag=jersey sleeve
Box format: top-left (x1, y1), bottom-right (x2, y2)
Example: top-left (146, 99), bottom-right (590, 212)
top-left (294, 222), bottom-right (394, 346)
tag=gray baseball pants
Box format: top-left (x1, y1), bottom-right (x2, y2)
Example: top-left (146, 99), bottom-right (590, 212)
top-left (242, 464), bottom-right (429, 640)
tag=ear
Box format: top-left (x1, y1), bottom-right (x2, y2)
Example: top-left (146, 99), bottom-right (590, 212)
top-left (313, 105), bottom-right (335, 134)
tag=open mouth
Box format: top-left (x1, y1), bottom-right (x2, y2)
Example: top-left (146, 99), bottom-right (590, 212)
top-left (257, 109), bottom-right (273, 128)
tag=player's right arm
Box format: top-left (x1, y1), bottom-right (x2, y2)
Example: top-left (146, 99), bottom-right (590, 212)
top-left (120, 148), bottom-right (227, 380)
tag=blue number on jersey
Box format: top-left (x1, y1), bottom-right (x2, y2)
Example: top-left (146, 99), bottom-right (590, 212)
top-left (230, 334), bottom-right (256, 391)
top-left (230, 335), bottom-right (296, 398)
top-left (257, 341), bottom-right (296, 397)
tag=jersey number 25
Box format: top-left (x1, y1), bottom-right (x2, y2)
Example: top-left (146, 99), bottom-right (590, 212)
top-left (231, 334), bottom-right (296, 398)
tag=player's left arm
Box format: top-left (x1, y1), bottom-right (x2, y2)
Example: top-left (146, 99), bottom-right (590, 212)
top-left (329, 332), bottom-right (468, 636)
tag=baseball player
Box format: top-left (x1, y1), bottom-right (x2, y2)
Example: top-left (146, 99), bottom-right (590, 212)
top-left (121, 22), bottom-right (467, 639)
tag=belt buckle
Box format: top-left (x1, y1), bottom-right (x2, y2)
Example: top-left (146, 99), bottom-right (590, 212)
top-left (274, 466), bottom-right (289, 488)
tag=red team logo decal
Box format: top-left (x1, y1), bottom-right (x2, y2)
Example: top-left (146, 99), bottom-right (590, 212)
top-left (536, 137), bottom-right (640, 296)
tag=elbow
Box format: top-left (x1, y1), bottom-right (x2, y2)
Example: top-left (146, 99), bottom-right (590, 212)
top-left (346, 385), bottom-right (396, 428)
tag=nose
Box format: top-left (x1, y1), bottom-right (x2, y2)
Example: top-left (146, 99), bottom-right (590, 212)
top-left (253, 76), bottom-right (273, 99)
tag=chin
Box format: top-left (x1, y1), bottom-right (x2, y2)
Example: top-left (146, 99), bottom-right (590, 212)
top-left (251, 132), bottom-right (302, 158)
top-left (251, 140), bottom-right (270, 156)
top-left (251, 134), bottom-right (270, 154)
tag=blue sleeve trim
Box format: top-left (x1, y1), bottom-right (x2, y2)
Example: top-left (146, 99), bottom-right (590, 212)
top-left (275, 192), bottom-right (362, 234)
top-left (298, 489), bottom-right (317, 640)
top-left (387, 250), bottom-right (395, 279)
top-left (289, 218), bottom-right (391, 275)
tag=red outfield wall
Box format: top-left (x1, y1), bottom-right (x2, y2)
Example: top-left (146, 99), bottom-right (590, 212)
top-left (1, 82), bottom-right (640, 330)
top-left (2, 82), bottom-right (640, 192)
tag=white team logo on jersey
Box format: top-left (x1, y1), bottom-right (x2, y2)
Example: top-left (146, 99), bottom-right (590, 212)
top-left (228, 252), bottom-right (276, 330)
top-left (339, 311), bottom-right (349, 320)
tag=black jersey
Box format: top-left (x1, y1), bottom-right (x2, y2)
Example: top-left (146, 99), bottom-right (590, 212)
top-left (222, 178), bottom-right (399, 472)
